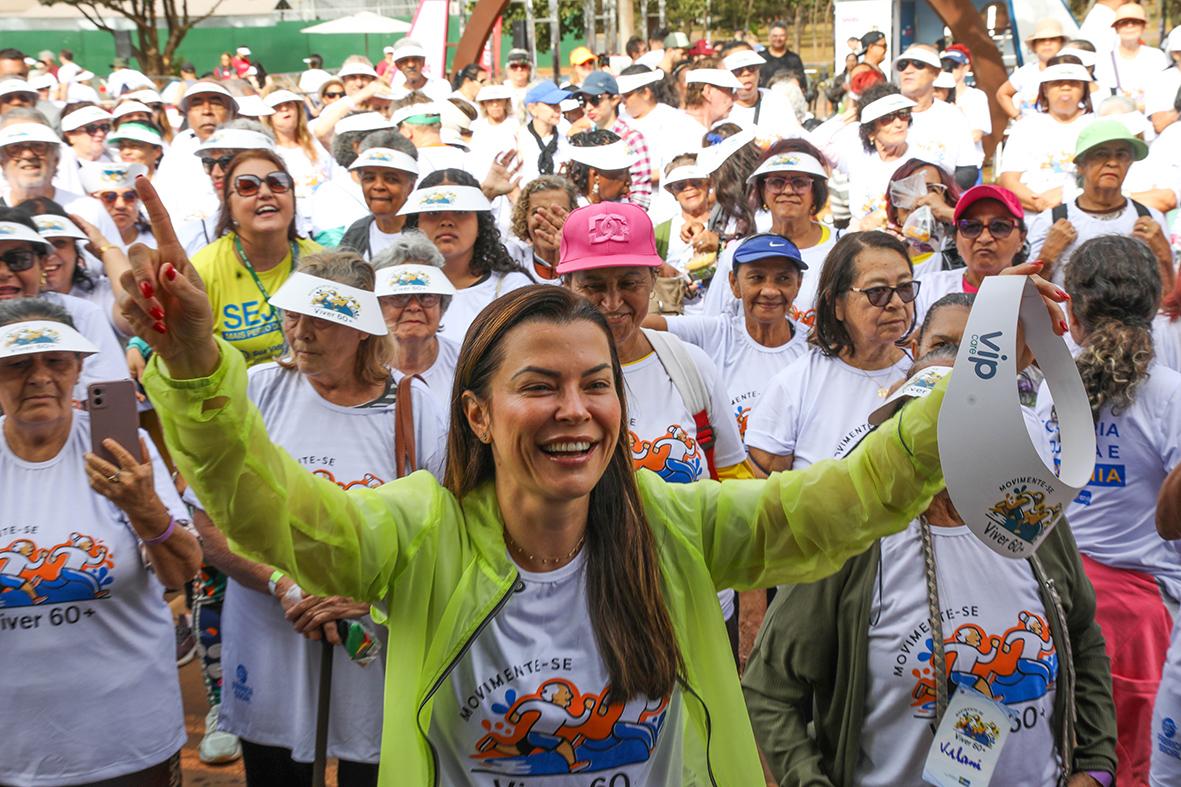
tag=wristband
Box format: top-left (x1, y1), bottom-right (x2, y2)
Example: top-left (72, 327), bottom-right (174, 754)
top-left (141, 517), bottom-right (176, 546)
top-left (268, 569), bottom-right (285, 597)
top-left (938, 276), bottom-right (1095, 559)
top-left (284, 583), bottom-right (303, 606)
top-left (128, 336), bottom-right (153, 360)
top-left (97, 244), bottom-right (116, 255)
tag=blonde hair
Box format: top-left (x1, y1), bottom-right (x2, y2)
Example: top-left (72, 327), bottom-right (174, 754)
top-left (261, 86), bottom-right (318, 165)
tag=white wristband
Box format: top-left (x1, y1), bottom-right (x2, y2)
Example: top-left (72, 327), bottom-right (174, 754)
top-left (284, 584), bottom-right (303, 606)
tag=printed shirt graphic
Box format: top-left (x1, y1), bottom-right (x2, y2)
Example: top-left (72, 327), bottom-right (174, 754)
top-left (0, 412), bottom-right (188, 786)
top-left (214, 363), bottom-right (447, 763)
top-left (999, 113), bottom-right (1095, 218)
top-left (1036, 369), bottom-right (1181, 601)
top-left (664, 313), bottom-right (808, 441)
top-left (428, 551), bottom-right (684, 785)
top-left (191, 235), bottom-right (322, 367)
top-left (856, 520), bottom-right (1060, 787)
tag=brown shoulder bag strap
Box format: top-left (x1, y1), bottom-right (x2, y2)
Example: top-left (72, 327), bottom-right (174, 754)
top-left (394, 375), bottom-right (421, 477)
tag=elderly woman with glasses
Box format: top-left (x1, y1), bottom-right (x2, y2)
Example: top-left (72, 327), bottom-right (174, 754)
top-left (189, 149), bottom-right (321, 367)
top-left (107, 121), bottom-right (166, 179)
top-left (61, 104), bottom-right (114, 164)
top-left (80, 161), bottom-right (156, 252)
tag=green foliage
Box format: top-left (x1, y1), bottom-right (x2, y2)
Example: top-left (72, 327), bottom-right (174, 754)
top-left (497, 0), bottom-right (585, 52)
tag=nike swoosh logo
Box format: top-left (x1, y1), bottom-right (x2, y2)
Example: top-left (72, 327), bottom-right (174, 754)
top-left (768, 241), bottom-right (785, 246)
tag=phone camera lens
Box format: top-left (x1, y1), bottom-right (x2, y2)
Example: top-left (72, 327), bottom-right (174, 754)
top-left (93, 397), bottom-right (103, 406)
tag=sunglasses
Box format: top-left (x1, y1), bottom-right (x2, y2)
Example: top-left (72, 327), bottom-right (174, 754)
top-left (576, 93), bottom-right (609, 107)
top-left (234, 171), bottom-right (294, 197)
top-left (1, 141), bottom-right (50, 158)
top-left (323, 90), bottom-right (346, 99)
top-left (849, 281), bottom-right (920, 307)
top-left (874, 109), bottom-right (912, 127)
top-left (97, 190), bottom-right (138, 206)
top-left (509, 62), bottom-right (531, 70)
top-left (201, 154), bottom-right (236, 174)
top-left (0, 248), bottom-right (38, 272)
top-left (668, 178), bottom-right (709, 194)
top-left (895, 59), bottom-right (934, 72)
top-left (956, 218), bottom-right (1018, 239)
top-left (763, 175), bottom-right (813, 195)
top-left (732, 65), bottom-right (759, 75)
top-left (383, 293), bottom-right (440, 308)
top-left (80, 123), bottom-right (111, 136)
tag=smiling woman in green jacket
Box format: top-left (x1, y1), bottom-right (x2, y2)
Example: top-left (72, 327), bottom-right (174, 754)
top-left (117, 180), bottom-right (1068, 786)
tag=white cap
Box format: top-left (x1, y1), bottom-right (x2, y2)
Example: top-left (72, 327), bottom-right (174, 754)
top-left (375, 263), bottom-right (457, 297)
top-left (1058, 47), bottom-right (1097, 67)
top-left (567, 140), bottom-right (635, 171)
top-left (32, 214), bottom-right (88, 241)
top-left (0, 320), bottom-right (98, 359)
top-left (723, 50), bottom-right (766, 71)
top-left (334, 112), bottom-right (390, 135)
top-left (61, 105), bottom-right (113, 133)
top-left (193, 128), bottom-right (275, 154)
top-left (268, 272), bottom-right (388, 336)
top-left (476, 84), bottom-right (514, 102)
top-left (0, 79), bottom-right (37, 98)
top-left (127, 88), bottom-right (163, 104)
top-left (391, 102), bottom-right (443, 126)
top-left (891, 47), bottom-right (943, 71)
top-left (108, 122), bottom-right (165, 148)
top-left (1167, 26), bottom-right (1181, 52)
top-left (696, 128), bottom-right (757, 174)
top-left (76, 70), bottom-right (95, 81)
top-left (398, 185), bottom-right (492, 215)
top-left (299, 71), bottom-right (334, 93)
top-left (237, 47), bottom-right (252, 56)
top-left (302, 57), bottom-right (316, 64)
top-left (859, 93), bottom-right (918, 124)
top-left (180, 81), bottom-right (240, 112)
top-left (111, 101), bottom-right (152, 120)
top-left (23, 57), bottom-right (37, 67)
top-left (28, 74), bottom-right (57, 91)
top-left (393, 43), bottom-right (428, 61)
top-left (608, 55), bottom-right (633, 73)
top-left (746, 150), bottom-right (827, 182)
top-left (685, 69), bottom-right (744, 90)
top-left (234, 94), bottom-right (274, 117)
top-left (263, 90), bottom-right (303, 108)
top-left (1039, 63), bottom-right (1093, 83)
top-left (663, 164), bottom-right (708, 189)
top-left (338, 62), bottom-right (379, 79)
top-left (615, 69), bottom-right (664, 94)
top-left (79, 161), bottom-right (148, 193)
top-left (559, 98), bottom-right (580, 112)
top-left (383, 46), bottom-right (396, 55)
top-left (0, 123), bottom-right (62, 148)
top-left (244, 66), bottom-right (259, 77)
top-left (348, 146), bottom-right (420, 174)
top-left (933, 71), bottom-right (957, 89)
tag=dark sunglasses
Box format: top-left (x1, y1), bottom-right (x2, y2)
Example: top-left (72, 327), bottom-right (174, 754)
top-left (849, 280), bottom-right (921, 307)
top-left (957, 218), bottom-right (1018, 239)
top-left (234, 171), bottom-right (294, 197)
top-left (874, 109), bottom-right (912, 127)
top-left (81, 123), bottom-right (111, 136)
top-left (668, 178), bottom-right (709, 194)
top-left (97, 190), bottom-right (138, 206)
top-left (763, 175), bottom-right (813, 195)
top-left (895, 58), bottom-right (934, 72)
top-left (1, 141), bottom-right (50, 158)
top-left (383, 293), bottom-right (440, 308)
top-left (575, 93), bottom-right (609, 107)
top-left (0, 248), bottom-right (38, 272)
top-left (201, 154), bottom-right (236, 174)
top-left (508, 62), bottom-right (531, 70)
top-left (732, 64), bottom-right (759, 75)
top-left (323, 90), bottom-right (346, 99)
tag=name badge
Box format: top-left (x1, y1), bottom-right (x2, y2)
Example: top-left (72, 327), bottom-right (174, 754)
top-left (922, 686), bottom-right (1018, 787)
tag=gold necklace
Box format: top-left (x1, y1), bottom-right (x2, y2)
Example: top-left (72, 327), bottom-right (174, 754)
top-left (504, 529), bottom-right (586, 566)
top-left (851, 365), bottom-right (891, 398)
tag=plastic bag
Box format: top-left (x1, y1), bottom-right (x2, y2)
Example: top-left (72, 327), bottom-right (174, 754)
top-left (888, 170), bottom-right (929, 211)
top-left (902, 205), bottom-right (938, 247)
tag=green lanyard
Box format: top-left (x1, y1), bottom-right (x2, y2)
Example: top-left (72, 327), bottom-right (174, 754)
top-left (233, 233), bottom-right (298, 316)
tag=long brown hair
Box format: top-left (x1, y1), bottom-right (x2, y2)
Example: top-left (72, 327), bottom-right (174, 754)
top-left (261, 88), bottom-right (319, 164)
top-left (445, 286), bottom-right (683, 703)
top-left (215, 149), bottom-right (300, 242)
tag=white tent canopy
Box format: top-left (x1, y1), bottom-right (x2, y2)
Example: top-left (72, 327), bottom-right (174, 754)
top-left (301, 11), bottom-right (411, 35)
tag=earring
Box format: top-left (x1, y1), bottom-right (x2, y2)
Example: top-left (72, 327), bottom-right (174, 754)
top-left (592, 180), bottom-right (600, 197)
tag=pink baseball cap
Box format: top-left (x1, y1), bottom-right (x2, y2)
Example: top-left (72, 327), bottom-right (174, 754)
top-left (557, 203), bottom-right (664, 274)
top-left (953, 184), bottom-right (1024, 223)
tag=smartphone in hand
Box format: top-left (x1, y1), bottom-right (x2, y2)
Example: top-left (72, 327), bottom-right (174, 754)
top-left (87, 380), bottom-right (138, 465)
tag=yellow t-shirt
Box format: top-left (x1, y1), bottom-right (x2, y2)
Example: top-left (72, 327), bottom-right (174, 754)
top-left (192, 234), bottom-right (322, 367)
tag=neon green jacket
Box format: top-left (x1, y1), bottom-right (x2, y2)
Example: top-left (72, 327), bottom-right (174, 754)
top-left (144, 338), bottom-right (947, 786)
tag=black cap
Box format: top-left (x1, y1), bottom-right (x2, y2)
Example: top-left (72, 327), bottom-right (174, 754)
top-left (181, 62), bottom-right (196, 72)
top-left (858, 31), bottom-right (886, 56)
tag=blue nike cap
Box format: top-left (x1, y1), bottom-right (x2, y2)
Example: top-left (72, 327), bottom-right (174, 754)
top-left (732, 233), bottom-right (807, 270)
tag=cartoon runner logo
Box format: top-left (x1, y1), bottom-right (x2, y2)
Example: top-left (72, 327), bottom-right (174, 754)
top-left (987, 486), bottom-right (1062, 544)
top-left (0, 533), bottom-right (114, 607)
top-left (471, 678), bottom-right (669, 776)
top-left (954, 710), bottom-right (1000, 747)
top-left (421, 190), bottom-right (457, 206)
top-left (386, 269), bottom-right (429, 288)
top-left (5, 327), bottom-right (60, 348)
top-left (310, 287), bottom-right (362, 319)
top-left (629, 425), bottom-right (703, 483)
top-left (734, 404), bottom-right (751, 438)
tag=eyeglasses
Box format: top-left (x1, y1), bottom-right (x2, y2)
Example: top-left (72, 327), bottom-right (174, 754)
top-left (509, 62), bottom-right (531, 70)
top-left (575, 93), bottom-right (609, 107)
top-left (383, 293), bottom-right (440, 308)
top-left (0, 93), bottom-right (34, 105)
top-left (1, 141), bottom-right (50, 158)
top-left (668, 178), bottom-right (709, 194)
top-left (895, 59), bottom-right (933, 72)
top-left (0, 248), bottom-right (38, 272)
top-left (732, 65), bottom-right (759, 75)
top-left (874, 109), bottom-right (912, 127)
top-left (201, 154), bottom-right (236, 174)
top-left (763, 175), bottom-right (813, 195)
top-left (956, 218), bottom-right (1018, 239)
top-left (849, 281), bottom-right (920, 307)
top-left (323, 91), bottom-right (346, 99)
top-left (97, 190), bottom-right (138, 206)
top-left (234, 171), bottom-right (294, 196)
top-left (81, 123), bottom-right (111, 136)
top-left (925, 182), bottom-right (948, 194)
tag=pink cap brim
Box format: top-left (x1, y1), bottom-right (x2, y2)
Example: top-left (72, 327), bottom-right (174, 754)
top-left (953, 184), bottom-right (1024, 223)
top-left (557, 253), bottom-right (663, 274)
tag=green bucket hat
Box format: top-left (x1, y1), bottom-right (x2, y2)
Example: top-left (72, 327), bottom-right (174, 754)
top-left (1073, 119), bottom-right (1148, 163)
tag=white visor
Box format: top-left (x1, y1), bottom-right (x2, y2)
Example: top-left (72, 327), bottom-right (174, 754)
top-left (696, 129), bottom-right (757, 174)
top-left (440, 127), bottom-right (469, 150)
top-left (180, 82), bottom-right (239, 112)
top-left (663, 164), bottom-right (708, 188)
top-left (393, 44), bottom-right (428, 61)
top-left (374, 263), bottom-right (457, 297)
top-left (567, 140), bottom-right (634, 171)
top-left (0, 220), bottom-right (51, 250)
top-left (349, 147), bottom-right (420, 174)
top-left (559, 98), bottom-right (580, 112)
top-left (108, 123), bottom-right (164, 147)
top-left (391, 102), bottom-right (443, 126)
top-left (32, 214), bottom-right (88, 241)
top-left (237, 47), bottom-right (252, 56)
top-left (263, 90), bottom-right (303, 108)
top-left (398, 185), bottom-right (492, 215)
top-left (61, 106), bottom-right (112, 132)
top-left (28, 74), bottom-right (57, 90)
top-left (723, 50), bottom-right (766, 71)
top-left (476, 84), bottom-right (514, 102)
top-left (112, 101), bottom-right (152, 120)
top-left (338, 62), bottom-right (379, 79)
top-left (685, 69), bottom-right (744, 90)
top-left (616, 69), bottom-right (664, 94)
top-left (933, 71), bottom-right (957, 89)
top-left (335, 112), bottom-right (390, 135)
top-left (0, 123), bottom-right (62, 148)
top-left (80, 162), bottom-right (148, 193)
top-left (859, 93), bottom-right (918, 124)
top-left (746, 151), bottom-right (827, 183)
top-left (235, 95), bottom-right (274, 117)
top-left (868, 365), bottom-right (952, 425)
top-left (0, 320), bottom-right (98, 359)
top-left (1039, 63), bottom-right (1093, 83)
top-left (1058, 47), bottom-right (1097, 67)
top-left (194, 128), bottom-right (275, 154)
top-left (0, 80), bottom-right (36, 98)
top-left (76, 71), bottom-right (96, 82)
top-left (891, 48), bottom-right (943, 71)
top-left (268, 272), bottom-right (388, 336)
top-left (127, 88), bottom-right (163, 104)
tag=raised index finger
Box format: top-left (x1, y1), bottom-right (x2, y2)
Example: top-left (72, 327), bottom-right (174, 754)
top-left (135, 176), bottom-right (187, 274)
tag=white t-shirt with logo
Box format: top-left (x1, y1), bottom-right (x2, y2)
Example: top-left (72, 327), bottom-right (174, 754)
top-left (664, 313), bottom-right (809, 441)
top-left (1145, 67), bottom-right (1181, 120)
top-left (1006, 62), bottom-right (1049, 119)
top-left (1036, 366), bottom-right (1181, 601)
top-left (0, 413), bottom-right (188, 786)
top-left (217, 363), bottom-right (446, 763)
top-left (1095, 46), bottom-right (1170, 106)
top-left (1000, 113), bottom-right (1096, 218)
top-left (857, 520), bottom-right (1060, 787)
top-left (837, 143), bottom-right (911, 221)
top-left (1028, 198), bottom-right (1170, 286)
top-left (428, 550), bottom-right (684, 785)
top-left (744, 347), bottom-right (911, 469)
top-left (909, 99), bottom-right (983, 168)
top-left (437, 270), bottom-right (533, 344)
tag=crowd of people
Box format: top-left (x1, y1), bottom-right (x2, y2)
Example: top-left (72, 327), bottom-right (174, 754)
top-left (6, 5), bottom-right (1181, 786)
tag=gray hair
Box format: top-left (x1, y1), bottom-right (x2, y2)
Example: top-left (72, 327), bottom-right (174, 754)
top-left (359, 129), bottom-right (418, 158)
top-left (1097, 95), bottom-right (1136, 115)
top-left (0, 107), bottom-right (51, 128)
top-left (0, 296), bottom-right (76, 329)
top-left (371, 230), bottom-right (452, 314)
top-left (216, 117), bottom-right (275, 141)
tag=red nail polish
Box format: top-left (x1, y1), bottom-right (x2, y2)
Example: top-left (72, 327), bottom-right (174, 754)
top-left (139, 281), bottom-right (154, 299)
top-left (164, 264), bottom-right (178, 282)
top-left (153, 321), bottom-right (168, 334)
top-left (1059, 320), bottom-right (1069, 333)
top-left (149, 306), bottom-right (165, 321)
top-left (136, 174), bottom-right (145, 180)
